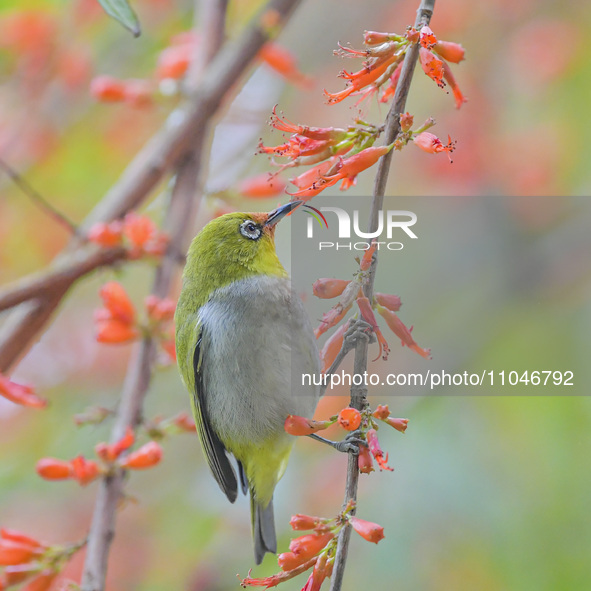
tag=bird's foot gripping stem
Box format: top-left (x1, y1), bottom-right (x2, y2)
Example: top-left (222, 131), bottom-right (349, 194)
top-left (308, 430), bottom-right (365, 455)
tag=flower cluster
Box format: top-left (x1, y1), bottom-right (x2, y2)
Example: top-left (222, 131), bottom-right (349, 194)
top-left (94, 281), bottom-right (176, 361)
top-left (259, 108), bottom-right (390, 201)
top-left (0, 528), bottom-right (84, 591)
top-left (313, 242), bottom-right (430, 367)
top-left (0, 373), bottom-right (46, 410)
top-left (325, 26), bottom-right (466, 108)
top-left (36, 427), bottom-right (163, 487)
top-left (286, 404), bottom-right (408, 475)
top-left (88, 211), bottom-right (169, 259)
top-left (241, 501), bottom-right (383, 589)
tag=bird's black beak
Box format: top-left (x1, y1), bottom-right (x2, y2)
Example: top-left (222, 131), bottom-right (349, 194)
top-left (265, 200), bottom-right (303, 227)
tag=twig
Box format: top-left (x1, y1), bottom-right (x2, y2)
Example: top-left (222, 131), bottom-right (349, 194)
top-left (329, 2), bottom-right (436, 590)
top-left (0, 0), bottom-right (303, 373)
top-left (0, 159), bottom-right (78, 235)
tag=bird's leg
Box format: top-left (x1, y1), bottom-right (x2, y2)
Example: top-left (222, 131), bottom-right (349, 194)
top-left (307, 430), bottom-right (365, 455)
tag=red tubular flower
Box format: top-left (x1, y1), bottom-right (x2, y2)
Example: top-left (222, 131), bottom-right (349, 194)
top-left (442, 59), bottom-right (467, 109)
top-left (375, 293), bottom-right (402, 312)
top-left (36, 458), bottom-right (73, 481)
top-left (419, 47), bottom-right (444, 87)
top-left (312, 278), bottom-right (350, 299)
top-left (284, 415), bottom-right (331, 436)
top-left (303, 552), bottom-right (330, 591)
top-left (20, 570), bottom-right (56, 591)
top-left (99, 282), bottom-right (135, 324)
top-left (289, 533), bottom-right (334, 560)
top-left (236, 174), bottom-right (286, 198)
top-left (0, 373), bottom-right (46, 409)
top-left (0, 540), bottom-right (42, 566)
top-left (366, 429), bottom-right (393, 471)
top-left (324, 145), bottom-right (394, 185)
top-left (372, 404), bottom-right (390, 420)
top-left (360, 240), bottom-right (378, 271)
top-left (314, 303), bottom-right (352, 339)
top-left (379, 62), bottom-right (402, 103)
top-left (319, 322), bottom-right (347, 374)
top-left (433, 40), bottom-right (465, 63)
top-left (95, 319), bottom-right (140, 344)
top-left (350, 516), bottom-right (385, 544)
top-left (277, 551), bottom-right (310, 571)
top-left (289, 160), bottom-right (336, 190)
top-left (386, 417), bottom-right (409, 433)
top-left (173, 412), bottom-right (196, 432)
top-left (357, 445), bottom-right (374, 474)
top-left (269, 107), bottom-right (347, 142)
top-left (363, 31), bottom-right (392, 45)
top-left (325, 52), bottom-right (400, 104)
top-left (337, 407), bottom-right (362, 431)
top-left (356, 297), bottom-right (390, 361)
top-left (259, 42), bottom-right (312, 88)
top-left (413, 132), bottom-right (455, 162)
top-left (0, 530), bottom-right (42, 550)
top-left (87, 221), bottom-right (123, 247)
top-left (120, 441), bottom-right (163, 470)
top-left (419, 26), bottom-right (437, 49)
top-left (242, 557), bottom-right (318, 587)
top-left (289, 514), bottom-right (323, 531)
top-left (96, 427), bottom-right (135, 462)
top-left (70, 456), bottom-right (101, 486)
top-left (376, 304), bottom-right (431, 359)
top-left (90, 75), bottom-right (126, 102)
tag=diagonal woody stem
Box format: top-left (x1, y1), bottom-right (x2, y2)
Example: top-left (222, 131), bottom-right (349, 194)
top-left (329, 2), bottom-right (436, 589)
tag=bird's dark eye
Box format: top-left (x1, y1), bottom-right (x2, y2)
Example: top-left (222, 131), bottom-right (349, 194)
top-left (239, 220), bottom-right (262, 240)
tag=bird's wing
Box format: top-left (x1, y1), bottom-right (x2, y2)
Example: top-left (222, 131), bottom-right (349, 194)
top-left (190, 322), bottom-right (238, 503)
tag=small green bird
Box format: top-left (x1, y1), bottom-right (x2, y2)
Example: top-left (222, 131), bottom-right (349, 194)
top-left (175, 201), bottom-right (320, 564)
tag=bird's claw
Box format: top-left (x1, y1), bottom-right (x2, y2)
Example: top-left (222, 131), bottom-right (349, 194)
top-left (308, 430), bottom-right (365, 455)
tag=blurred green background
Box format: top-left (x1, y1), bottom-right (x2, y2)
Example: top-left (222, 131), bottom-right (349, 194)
top-left (1, 0), bottom-right (590, 590)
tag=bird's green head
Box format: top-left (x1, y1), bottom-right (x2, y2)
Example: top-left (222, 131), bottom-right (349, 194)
top-left (180, 201), bottom-right (300, 308)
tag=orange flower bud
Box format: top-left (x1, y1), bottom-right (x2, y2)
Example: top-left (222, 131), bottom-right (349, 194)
top-left (90, 75), bottom-right (126, 102)
top-left (156, 43), bottom-right (193, 80)
top-left (399, 112), bottom-right (414, 133)
top-left (357, 445), bottom-right (374, 474)
top-left (337, 408), bottom-right (362, 431)
top-left (20, 570), bottom-right (56, 591)
top-left (289, 533), bottom-right (333, 560)
top-left (70, 456), bottom-right (101, 486)
top-left (366, 429), bottom-right (393, 471)
top-left (173, 413), bottom-right (196, 432)
top-left (312, 278), bottom-right (350, 299)
top-left (419, 48), bottom-right (444, 87)
top-left (375, 293), bottom-right (402, 312)
top-left (87, 221), bottom-right (123, 248)
top-left (360, 241), bottom-right (377, 271)
top-left (357, 297), bottom-right (390, 361)
top-left (386, 417), bottom-right (409, 433)
top-left (236, 174), bottom-right (287, 199)
top-left (99, 282), bottom-right (135, 324)
top-left (284, 415), bottom-right (330, 436)
top-left (413, 132), bottom-right (455, 161)
top-left (433, 40), bottom-right (465, 63)
top-left (314, 303), bottom-right (351, 339)
top-left (120, 441), bottom-right (162, 470)
top-left (319, 322), bottom-right (347, 374)
top-left (0, 529), bottom-right (42, 550)
top-left (372, 404), bottom-right (390, 420)
top-left (96, 427), bottom-right (136, 462)
top-left (363, 31), bottom-right (391, 45)
top-left (289, 514), bottom-right (323, 531)
top-left (0, 373), bottom-right (46, 409)
top-left (350, 516), bottom-right (385, 544)
top-left (277, 551), bottom-right (310, 571)
top-left (0, 540), bottom-right (40, 566)
top-left (36, 458), bottom-right (73, 481)
top-left (95, 319), bottom-right (140, 344)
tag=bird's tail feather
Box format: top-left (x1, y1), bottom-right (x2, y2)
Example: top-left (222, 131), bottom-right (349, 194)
top-left (251, 494), bottom-right (277, 565)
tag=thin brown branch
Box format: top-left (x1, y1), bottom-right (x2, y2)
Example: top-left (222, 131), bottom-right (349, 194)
top-left (0, 0), bottom-right (303, 373)
top-left (329, 2), bottom-right (436, 589)
top-left (0, 159), bottom-right (78, 235)
top-left (0, 247), bottom-right (127, 313)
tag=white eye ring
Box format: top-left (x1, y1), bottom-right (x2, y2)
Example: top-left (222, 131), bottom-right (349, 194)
top-left (240, 220), bottom-right (262, 240)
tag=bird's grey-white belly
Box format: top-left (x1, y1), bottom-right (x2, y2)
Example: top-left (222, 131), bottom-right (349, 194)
top-left (199, 275), bottom-right (320, 446)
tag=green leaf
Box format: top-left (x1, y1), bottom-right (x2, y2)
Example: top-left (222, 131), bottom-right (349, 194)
top-left (97, 0), bottom-right (141, 37)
